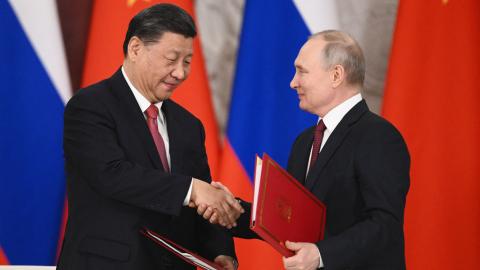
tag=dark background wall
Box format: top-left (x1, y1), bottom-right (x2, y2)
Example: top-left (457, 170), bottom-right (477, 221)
top-left (56, 0), bottom-right (92, 92)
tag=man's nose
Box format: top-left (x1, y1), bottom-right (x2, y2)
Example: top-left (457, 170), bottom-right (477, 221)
top-left (171, 63), bottom-right (187, 80)
top-left (290, 73), bottom-right (298, 89)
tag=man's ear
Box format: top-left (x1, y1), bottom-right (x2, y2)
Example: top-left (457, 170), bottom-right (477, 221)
top-left (127, 36), bottom-right (143, 61)
top-left (331, 64), bottom-right (346, 88)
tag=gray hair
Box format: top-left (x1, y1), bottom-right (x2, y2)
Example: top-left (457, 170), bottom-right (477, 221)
top-left (310, 30), bottom-right (365, 86)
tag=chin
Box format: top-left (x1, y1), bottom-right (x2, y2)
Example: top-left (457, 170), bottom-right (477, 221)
top-left (154, 91), bottom-right (173, 101)
top-left (299, 104), bottom-right (316, 115)
top-left (298, 101), bottom-right (308, 111)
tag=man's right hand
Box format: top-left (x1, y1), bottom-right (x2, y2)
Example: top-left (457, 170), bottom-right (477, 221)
top-left (190, 179), bottom-right (244, 228)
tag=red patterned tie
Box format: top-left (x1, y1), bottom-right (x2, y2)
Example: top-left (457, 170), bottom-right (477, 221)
top-left (309, 120), bottom-right (326, 170)
top-left (145, 104), bottom-right (170, 172)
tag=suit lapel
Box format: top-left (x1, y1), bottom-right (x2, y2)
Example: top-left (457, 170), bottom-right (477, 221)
top-left (305, 100), bottom-right (369, 191)
top-left (161, 100), bottom-right (183, 173)
top-left (108, 69), bottom-right (164, 170)
top-left (289, 128), bottom-right (314, 185)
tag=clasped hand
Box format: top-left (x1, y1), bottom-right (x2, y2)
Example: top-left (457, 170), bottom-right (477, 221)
top-left (189, 179), bottom-right (244, 228)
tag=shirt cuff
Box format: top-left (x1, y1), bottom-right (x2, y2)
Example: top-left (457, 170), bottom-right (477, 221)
top-left (183, 179), bottom-right (193, 206)
top-left (317, 246), bottom-right (324, 268)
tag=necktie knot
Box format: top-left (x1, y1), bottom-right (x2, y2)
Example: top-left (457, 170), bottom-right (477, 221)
top-left (315, 120), bottom-right (326, 134)
top-left (145, 104), bottom-right (158, 119)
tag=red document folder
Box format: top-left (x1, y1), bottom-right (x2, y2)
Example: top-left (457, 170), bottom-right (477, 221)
top-left (141, 228), bottom-right (222, 270)
top-left (250, 153), bottom-right (326, 257)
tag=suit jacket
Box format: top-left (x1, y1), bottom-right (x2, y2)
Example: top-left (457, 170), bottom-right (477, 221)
top-left (57, 69), bottom-right (234, 270)
top-left (233, 100), bottom-right (409, 270)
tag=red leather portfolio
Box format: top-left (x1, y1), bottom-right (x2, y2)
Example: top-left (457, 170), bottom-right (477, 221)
top-left (141, 228), bottom-right (222, 270)
top-left (250, 153), bottom-right (326, 257)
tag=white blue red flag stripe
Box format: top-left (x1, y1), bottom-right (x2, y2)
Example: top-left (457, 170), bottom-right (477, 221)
top-left (0, 0), bottom-right (70, 265)
top-left (228, 0), bottom-right (339, 177)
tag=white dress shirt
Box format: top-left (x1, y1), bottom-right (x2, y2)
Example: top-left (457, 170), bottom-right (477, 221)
top-left (121, 67), bottom-right (192, 205)
top-left (306, 93), bottom-right (363, 174)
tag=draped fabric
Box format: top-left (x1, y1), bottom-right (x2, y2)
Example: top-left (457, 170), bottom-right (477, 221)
top-left (382, 0), bottom-right (480, 268)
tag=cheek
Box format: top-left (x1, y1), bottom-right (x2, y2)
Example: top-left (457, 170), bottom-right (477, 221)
top-left (303, 84), bottom-right (326, 106)
top-left (301, 75), bottom-right (315, 89)
top-left (304, 91), bottom-right (317, 107)
top-left (181, 63), bottom-right (192, 79)
top-left (147, 58), bottom-right (172, 78)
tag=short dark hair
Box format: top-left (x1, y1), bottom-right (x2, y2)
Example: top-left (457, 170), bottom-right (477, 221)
top-left (122, 3), bottom-right (196, 55)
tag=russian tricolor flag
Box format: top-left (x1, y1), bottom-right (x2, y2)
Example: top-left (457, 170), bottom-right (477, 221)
top-left (220, 0), bottom-right (339, 268)
top-left (0, 0), bottom-right (70, 265)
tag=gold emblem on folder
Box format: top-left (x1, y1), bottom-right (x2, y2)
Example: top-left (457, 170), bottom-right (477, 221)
top-left (276, 197), bottom-right (292, 223)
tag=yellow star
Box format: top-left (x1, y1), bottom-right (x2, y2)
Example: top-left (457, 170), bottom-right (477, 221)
top-left (442, 0), bottom-right (449, 5)
top-left (127, 0), bottom-right (151, 7)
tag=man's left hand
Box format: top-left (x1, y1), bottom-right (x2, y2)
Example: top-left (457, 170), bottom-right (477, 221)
top-left (214, 255), bottom-right (237, 270)
top-left (283, 241), bottom-right (320, 270)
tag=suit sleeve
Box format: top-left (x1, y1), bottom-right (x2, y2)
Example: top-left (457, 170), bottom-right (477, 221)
top-left (229, 200), bottom-right (260, 239)
top-left (316, 122), bottom-right (410, 269)
top-left (64, 93), bottom-right (191, 216)
top-left (197, 218), bottom-right (236, 260)
top-left (191, 121), bottom-right (238, 260)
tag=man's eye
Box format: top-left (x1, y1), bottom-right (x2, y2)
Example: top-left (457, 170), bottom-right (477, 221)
top-left (164, 56), bottom-right (176, 62)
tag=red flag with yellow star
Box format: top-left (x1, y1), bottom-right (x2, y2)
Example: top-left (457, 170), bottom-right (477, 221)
top-left (382, 0), bottom-right (480, 268)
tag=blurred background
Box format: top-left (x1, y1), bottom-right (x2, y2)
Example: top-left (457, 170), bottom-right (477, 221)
top-left (1, 0), bottom-right (479, 269)
top-left (57, 0), bottom-right (398, 129)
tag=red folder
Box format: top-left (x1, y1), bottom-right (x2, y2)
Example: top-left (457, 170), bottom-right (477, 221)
top-left (141, 228), bottom-right (222, 270)
top-left (250, 153), bottom-right (326, 257)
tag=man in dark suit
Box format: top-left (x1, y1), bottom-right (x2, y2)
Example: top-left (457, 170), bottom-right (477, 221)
top-left (57, 4), bottom-right (242, 270)
top-left (201, 30), bottom-right (410, 270)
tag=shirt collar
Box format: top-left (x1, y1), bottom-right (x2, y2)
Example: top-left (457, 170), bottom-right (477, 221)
top-left (121, 66), bottom-right (164, 121)
top-left (319, 93), bottom-right (362, 132)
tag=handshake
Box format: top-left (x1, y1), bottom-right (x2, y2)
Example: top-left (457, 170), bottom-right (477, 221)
top-left (189, 179), bottom-right (244, 228)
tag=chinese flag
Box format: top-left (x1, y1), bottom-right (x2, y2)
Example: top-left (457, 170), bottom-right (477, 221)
top-left (382, 0), bottom-right (480, 269)
top-left (81, 0), bottom-right (221, 178)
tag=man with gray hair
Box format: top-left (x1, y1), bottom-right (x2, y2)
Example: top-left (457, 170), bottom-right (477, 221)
top-left (201, 30), bottom-right (410, 269)
top-left (281, 29), bottom-right (410, 270)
